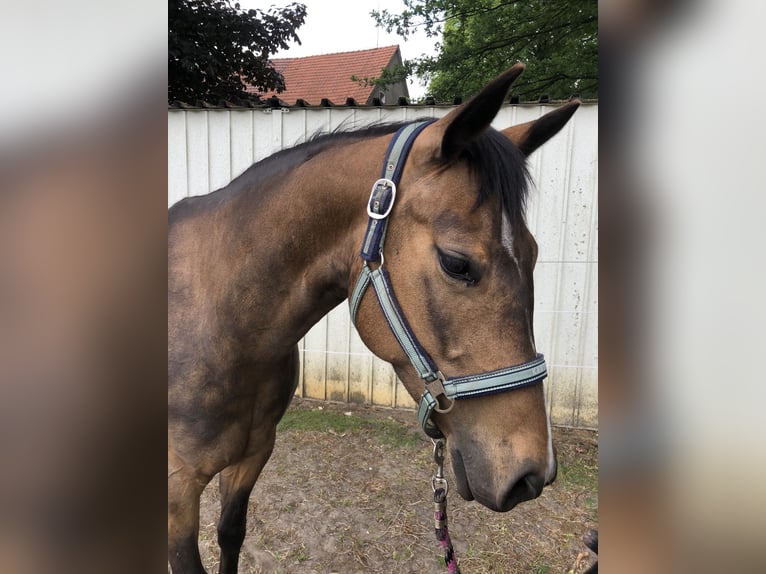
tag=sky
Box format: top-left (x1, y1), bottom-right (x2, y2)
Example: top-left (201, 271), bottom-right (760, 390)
top-left (240, 0), bottom-right (439, 99)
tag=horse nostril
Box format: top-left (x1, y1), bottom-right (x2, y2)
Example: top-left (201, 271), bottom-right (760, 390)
top-left (498, 472), bottom-right (545, 511)
top-left (524, 473), bottom-right (545, 498)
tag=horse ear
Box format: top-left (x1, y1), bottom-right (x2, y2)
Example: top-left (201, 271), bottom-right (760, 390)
top-left (502, 100), bottom-right (581, 157)
top-left (434, 63), bottom-right (526, 161)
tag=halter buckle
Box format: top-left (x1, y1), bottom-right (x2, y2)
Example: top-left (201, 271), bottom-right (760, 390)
top-left (367, 179), bottom-right (396, 219)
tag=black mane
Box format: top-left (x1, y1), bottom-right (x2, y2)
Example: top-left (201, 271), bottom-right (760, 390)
top-left (228, 120), bottom-right (531, 224)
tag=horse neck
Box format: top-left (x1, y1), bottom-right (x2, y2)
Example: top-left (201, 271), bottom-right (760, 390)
top-left (218, 136), bottom-right (389, 355)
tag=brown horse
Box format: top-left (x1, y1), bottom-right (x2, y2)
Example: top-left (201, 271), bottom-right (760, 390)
top-left (168, 64), bottom-right (579, 573)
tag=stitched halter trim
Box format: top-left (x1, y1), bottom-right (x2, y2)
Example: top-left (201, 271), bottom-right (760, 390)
top-left (349, 120), bottom-right (547, 439)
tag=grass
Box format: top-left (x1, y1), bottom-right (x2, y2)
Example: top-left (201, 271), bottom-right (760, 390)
top-left (199, 400), bottom-right (599, 574)
top-left (277, 408), bottom-right (422, 448)
top-left (279, 408), bottom-right (599, 492)
top-left (557, 457), bottom-right (598, 491)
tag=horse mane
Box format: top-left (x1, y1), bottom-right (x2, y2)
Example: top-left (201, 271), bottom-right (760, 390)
top-left (218, 120), bottom-right (531, 225)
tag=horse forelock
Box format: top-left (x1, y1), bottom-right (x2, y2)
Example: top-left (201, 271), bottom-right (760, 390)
top-left (459, 127), bottom-right (531, 227)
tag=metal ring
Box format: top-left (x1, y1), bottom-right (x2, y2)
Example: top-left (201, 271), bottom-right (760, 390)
top-left (431, 476), bottom-right (449, 494)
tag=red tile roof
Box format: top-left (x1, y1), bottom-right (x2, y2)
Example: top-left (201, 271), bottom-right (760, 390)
top-left (250, 45), bottom-right (404, 105)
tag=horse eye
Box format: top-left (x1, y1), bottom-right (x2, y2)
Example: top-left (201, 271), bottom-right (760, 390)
top-left (438, 251), bottom-right (476, 285)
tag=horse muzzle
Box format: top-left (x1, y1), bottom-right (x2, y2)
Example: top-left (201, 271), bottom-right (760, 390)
top-left (450, 447), bottom-right (548, 513)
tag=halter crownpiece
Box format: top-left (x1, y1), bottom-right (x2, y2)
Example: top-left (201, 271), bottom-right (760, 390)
top-left (349, 120), bottom-right (548, 439)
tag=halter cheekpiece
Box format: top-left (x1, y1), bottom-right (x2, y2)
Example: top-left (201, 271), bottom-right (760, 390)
top-left (349, 120), bottom-right (548, 439)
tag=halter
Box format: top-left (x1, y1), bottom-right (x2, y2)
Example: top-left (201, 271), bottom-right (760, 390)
top-left (349, 120), bottom-right (548, 439)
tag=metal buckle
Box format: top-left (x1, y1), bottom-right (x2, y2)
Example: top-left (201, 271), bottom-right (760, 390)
top-left (367, 178), bottom-right (396, 219)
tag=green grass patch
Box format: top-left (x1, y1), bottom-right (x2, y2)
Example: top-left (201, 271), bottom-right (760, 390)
top-left (277, 408), bottom-right (422, 448)
top-left (558, 457), bottom-right (598, 490)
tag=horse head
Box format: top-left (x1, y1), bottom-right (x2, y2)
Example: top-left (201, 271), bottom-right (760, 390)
top-left (351, 64), bottom-right (580, 512)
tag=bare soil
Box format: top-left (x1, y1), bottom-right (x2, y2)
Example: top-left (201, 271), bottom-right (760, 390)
top-left (197, 398), bottom-right (598, 574)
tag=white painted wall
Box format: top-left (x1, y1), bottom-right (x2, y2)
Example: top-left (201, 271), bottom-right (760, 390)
top-left (168, 103), bottom-right (598, 428)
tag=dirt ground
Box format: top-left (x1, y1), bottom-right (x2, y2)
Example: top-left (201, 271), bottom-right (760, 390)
top-left (196, 398), bottom-right (598, 574)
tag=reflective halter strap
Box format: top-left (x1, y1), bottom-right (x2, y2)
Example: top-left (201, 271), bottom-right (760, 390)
top-left (349, 120), bottom-right (548, 439)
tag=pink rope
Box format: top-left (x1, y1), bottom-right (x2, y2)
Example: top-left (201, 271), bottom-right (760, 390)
top-left (434, 489), bottom-right (461, 573)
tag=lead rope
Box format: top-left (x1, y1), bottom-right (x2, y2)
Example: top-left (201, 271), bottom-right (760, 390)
top-left (431, 439), bottom-right (461, 573)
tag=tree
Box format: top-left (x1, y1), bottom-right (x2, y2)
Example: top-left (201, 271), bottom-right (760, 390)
top-left (372, 0), bottom-right (597, 101)
top-left (169, 0), bottom-right (307, 103)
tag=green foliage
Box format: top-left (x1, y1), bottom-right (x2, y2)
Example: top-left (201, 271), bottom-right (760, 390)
top-left (351, 64), bottom-right (413, 93)
top-left (168, 0), bottom-right (307, 103)
top-left (372, 0), bottom-right (597, 101)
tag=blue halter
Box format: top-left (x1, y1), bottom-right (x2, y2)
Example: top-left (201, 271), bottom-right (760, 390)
top-left (349, 120), bottom-right (548, 439)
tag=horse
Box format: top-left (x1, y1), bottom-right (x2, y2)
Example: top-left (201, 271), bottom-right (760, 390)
top-left (168, 64), bottom-right (580, 573)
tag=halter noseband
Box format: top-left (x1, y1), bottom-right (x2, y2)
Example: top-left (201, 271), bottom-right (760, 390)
top-left (349, 120), bottom-right (548, 439)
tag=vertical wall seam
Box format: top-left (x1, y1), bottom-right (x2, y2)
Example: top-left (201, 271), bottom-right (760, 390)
top-left (205, 111), bottom-right (210, 192)
top-left (183, 111), bottom-right (190, 199)
top-left (546, 103), bottom-right (575, 426)
top-left (345, 308), bottom-right (352, 403)
top-left (565, 115), bottom-right (587, 426)
top-left (227, 110), bottom-right (233, 181)
top-left (531, 106), bottom-right (556, 421)
top-left (560, 112), bottom-right (576, 426)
